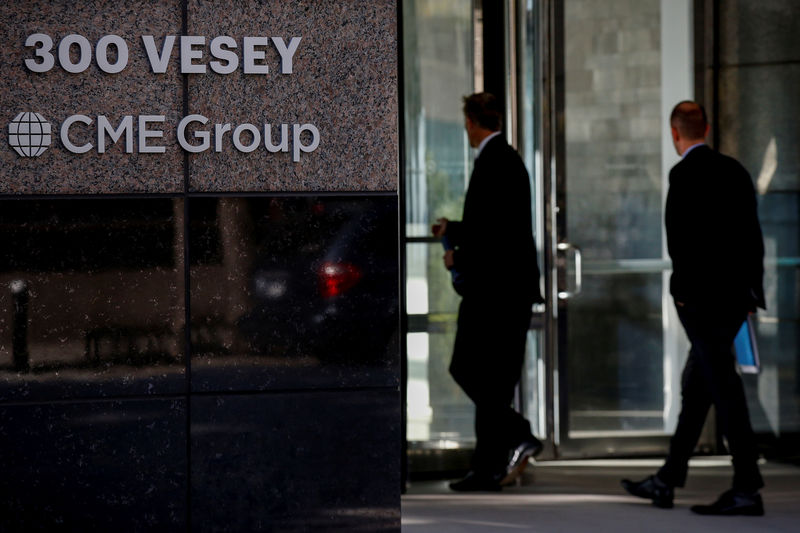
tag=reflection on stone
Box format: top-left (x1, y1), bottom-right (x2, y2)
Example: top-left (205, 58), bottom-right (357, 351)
top-left (0, 398), bottom-right (187, 531)
top-left (0, 198), bottom-right (185, 400)
top-left (189, 197), bottom-right (399, 391)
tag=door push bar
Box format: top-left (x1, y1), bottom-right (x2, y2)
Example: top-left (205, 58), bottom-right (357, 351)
top-left (557, 242), bottom-right (582, 300)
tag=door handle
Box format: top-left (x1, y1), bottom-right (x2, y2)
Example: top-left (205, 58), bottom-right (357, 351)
top-left (557, 242), bottom-right (582, 300)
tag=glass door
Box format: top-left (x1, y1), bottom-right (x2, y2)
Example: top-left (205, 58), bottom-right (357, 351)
top-left (551, 0), bottom-right (700, 456)
top-left (402, 0), bottom-right (551, 472)
top-left (403, 0), bottom-right (800, 473)
top-left (402, 0), bottom-right (478, 471)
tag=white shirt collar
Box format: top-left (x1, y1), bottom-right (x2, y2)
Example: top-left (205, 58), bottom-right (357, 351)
top-left (682, 142), bottom-right (706, 159)
top-left (476, 131), bottom-right (502, 157)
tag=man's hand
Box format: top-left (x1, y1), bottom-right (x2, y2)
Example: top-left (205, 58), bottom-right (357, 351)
top-left (443, 249), bottom-right (454, 270)
top-left (432, 218), bottom-right (448, 238)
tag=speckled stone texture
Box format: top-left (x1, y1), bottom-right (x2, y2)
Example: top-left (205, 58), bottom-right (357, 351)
top-left (0, 1), bottom-right (184, 194)
top-left (2, 1), bottom-right (398, 194)
top-left (0, 198), bottom-right (186, 403)
top-left (191, 391), bottom-right (400, 531)
top-left (187, 0), bottom-right (398, 192)
top-left (0, 2), bottom-right (401, 529)
top-left (0, 399), bottom-right (187, 531)
top-left (188, 196), bottom-right (399, 392)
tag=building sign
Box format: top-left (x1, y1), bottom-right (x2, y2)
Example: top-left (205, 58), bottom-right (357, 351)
top-left (24, 34), bottom-right (302, 75)
top-left (0, 1), bottom-right (397, 194)
top-left (12, 34), bottom-right (320, 159)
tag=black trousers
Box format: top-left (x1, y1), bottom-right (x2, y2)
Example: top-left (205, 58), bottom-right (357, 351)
top-left (449, 297), bottom-right (534, 476)
top-left (658, 301), bottom-right (763, 492)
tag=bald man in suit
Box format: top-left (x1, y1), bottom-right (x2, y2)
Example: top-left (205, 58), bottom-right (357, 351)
top-left (622, 101), bottom-right (765, 516)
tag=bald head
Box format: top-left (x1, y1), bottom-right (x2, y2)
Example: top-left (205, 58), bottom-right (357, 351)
top-left (670, 101), bottom-right (708, 140)
top-left (669, 101), bottom-right (709, 155)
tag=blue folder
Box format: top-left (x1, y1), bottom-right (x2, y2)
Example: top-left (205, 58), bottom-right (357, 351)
top-left (734, 316), bottom-right (760, 374)
top-left (440, 234), bottom-right (466, 295)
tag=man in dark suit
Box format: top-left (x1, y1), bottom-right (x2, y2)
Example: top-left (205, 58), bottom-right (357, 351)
top-left (433, 92), bottom-right (545, 492)
top-left (622, 101), bottom-right (766, 515)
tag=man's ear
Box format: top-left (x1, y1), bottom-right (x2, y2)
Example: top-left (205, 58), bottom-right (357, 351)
top-left (671, 126), bottom-right (680, 144)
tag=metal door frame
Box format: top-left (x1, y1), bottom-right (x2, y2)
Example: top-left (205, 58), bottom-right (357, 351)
top-left (538, 0), bottom-right (719, 458)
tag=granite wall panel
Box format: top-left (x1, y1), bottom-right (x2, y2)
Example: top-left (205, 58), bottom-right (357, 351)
top-left (2, 1), bottom-right (398, 193)
top-left (0, 398), bottom-right (187, 532)
top-left (0, 1), bottom-right (401, 530)
top-left (191, 390), bottom-right (400, 532)
top-left (186, 0), bottom-right (398, 192)
top-left (0, 198), bottom-right (186, 402)
top-left (188, 196), bottom-right (399, 392)
top-left (0, 1), bottom-right (184, 193)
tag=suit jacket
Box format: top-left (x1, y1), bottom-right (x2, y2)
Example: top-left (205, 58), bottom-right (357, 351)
top-left (445, 135), bottom-right (544, 304)
top-left (665, 145), bottom-right (765, 310)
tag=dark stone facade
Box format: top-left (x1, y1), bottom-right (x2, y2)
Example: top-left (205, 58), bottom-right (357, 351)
top-left (0, 1), bottom-right (400, 531)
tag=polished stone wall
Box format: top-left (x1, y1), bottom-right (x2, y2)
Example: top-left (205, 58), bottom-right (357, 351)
top-left (187, 1), bottom-right (398, 192)
top-left (0, 2), bottom-right (399, 531)
top-left (1, 0), bottom-right (397, 194)
top-left (0, 1), bottom-right (185, 194)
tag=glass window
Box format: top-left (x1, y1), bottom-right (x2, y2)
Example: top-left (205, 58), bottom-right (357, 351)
top-left (562, 0), bottom-right (690, 438)
top-left (403, 0), bottom-right (475, 446)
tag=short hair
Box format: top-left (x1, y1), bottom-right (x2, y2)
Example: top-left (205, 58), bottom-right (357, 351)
top-left (462, 92), bottom-right (503, 131)
top-left (670, 101), bottom-right (708, 140)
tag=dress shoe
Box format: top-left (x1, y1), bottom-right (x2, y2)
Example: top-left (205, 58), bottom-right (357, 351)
top-left (449, 471), bottom-right (502, 492)
top-left (690, 489), bottom-right (764, 516)
top-left (621, 475), bottom-right (674, 508)
top-left (500, 437), bottom-right (543, 486)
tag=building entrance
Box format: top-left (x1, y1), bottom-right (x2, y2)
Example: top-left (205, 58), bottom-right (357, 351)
top-left (549, 0), bottom-right (696, 457)
top-left (403, 0), bottom-right (800, 478)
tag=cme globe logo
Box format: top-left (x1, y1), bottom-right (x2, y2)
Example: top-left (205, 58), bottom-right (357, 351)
top-left (8, 112), bottom-right (51, 157)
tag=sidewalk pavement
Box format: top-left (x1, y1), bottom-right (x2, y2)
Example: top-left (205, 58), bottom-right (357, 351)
top-left (402, 458), bottom-right (800, 532)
